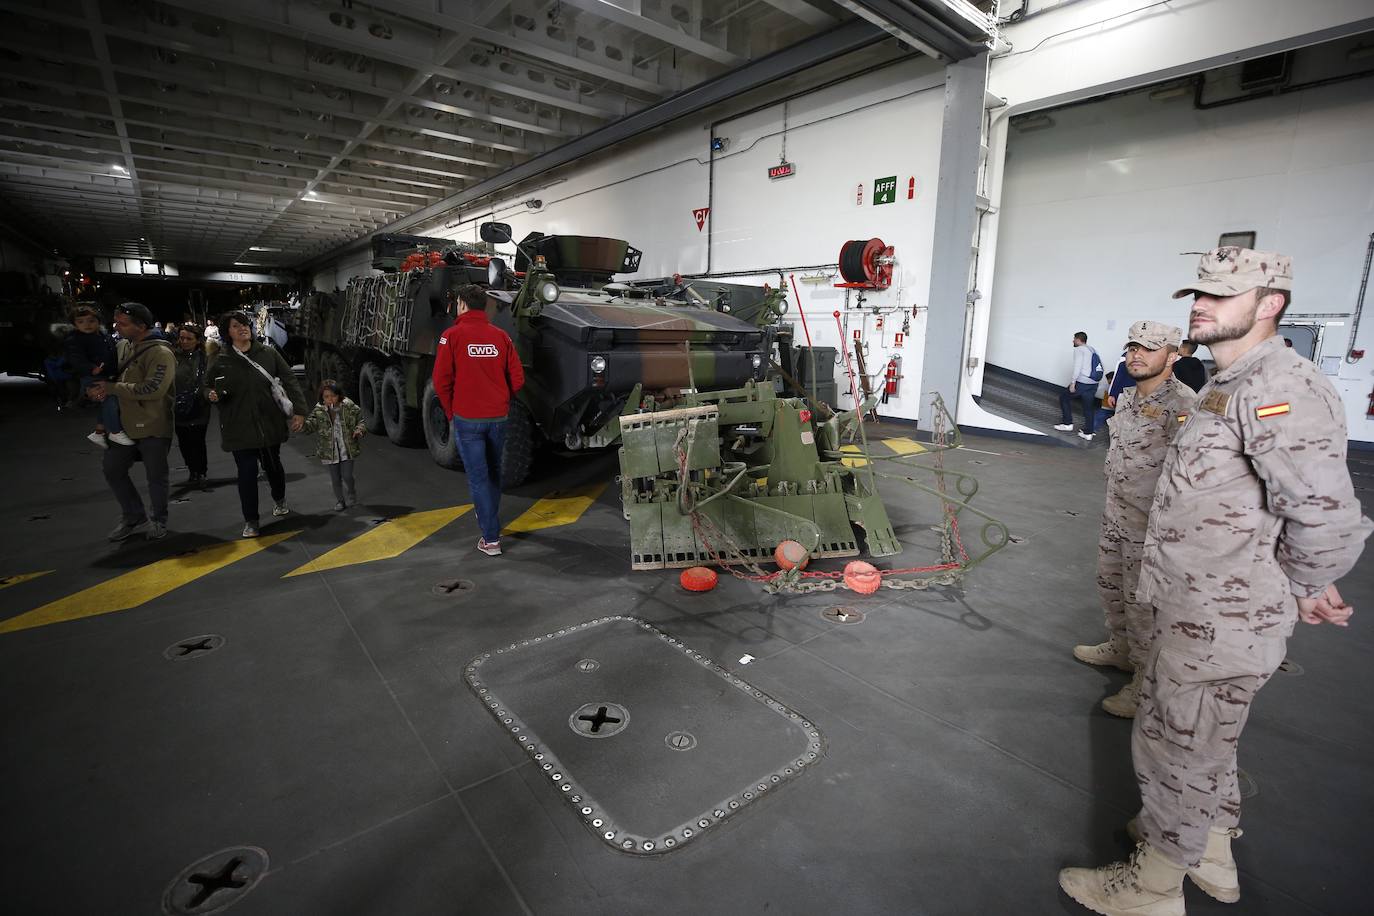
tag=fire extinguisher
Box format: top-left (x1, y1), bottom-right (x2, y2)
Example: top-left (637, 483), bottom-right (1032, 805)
top-left (883, 355), bottom-right (901, 403)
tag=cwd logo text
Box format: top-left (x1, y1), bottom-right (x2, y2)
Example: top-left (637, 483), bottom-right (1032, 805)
top-left (467, 344), bottom-right (499, 357)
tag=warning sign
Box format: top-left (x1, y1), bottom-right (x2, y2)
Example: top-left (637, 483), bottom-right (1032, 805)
top-left (873, 176), bottom-right (897, 206)
top-left (692, 207), bottom-right (710, 231)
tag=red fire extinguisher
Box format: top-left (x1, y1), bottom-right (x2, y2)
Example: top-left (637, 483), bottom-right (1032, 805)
top-left (883, 355), bottom-right (901, 403)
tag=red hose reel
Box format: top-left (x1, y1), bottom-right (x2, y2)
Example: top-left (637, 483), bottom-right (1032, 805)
top-left (835, 238), bottom-right (895, 290)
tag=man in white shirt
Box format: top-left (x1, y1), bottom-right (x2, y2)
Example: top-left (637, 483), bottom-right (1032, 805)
top-left (1054, 331), bottom-right (1102, 441)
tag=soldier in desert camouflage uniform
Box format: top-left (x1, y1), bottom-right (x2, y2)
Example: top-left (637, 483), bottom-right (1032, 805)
top-left (1073, 321), bottom-right (1196, 718)
top-left (1061, 248), bottom-right (1372, 915)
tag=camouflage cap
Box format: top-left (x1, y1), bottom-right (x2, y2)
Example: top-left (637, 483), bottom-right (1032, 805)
top-left (1172, 247), bottom-right (1292, 299)
top-left (1127, 320), bottom-right (1182, 350)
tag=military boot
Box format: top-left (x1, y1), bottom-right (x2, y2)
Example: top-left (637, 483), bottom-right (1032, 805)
top-left (1102, 668), bottom-right (1144, 718)
top-left (1059, 842), bottom-right (1187, 916)
top-left (1127, 819), bottom-right (1241, 904)
top-left (1073, 636), bottom-right (1133, 672)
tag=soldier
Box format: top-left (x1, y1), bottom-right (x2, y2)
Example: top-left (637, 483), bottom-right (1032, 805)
top-left (1073, 321), bottom-right (1195, 718)
top-left (1060, 248), bottom-right (1372, 914)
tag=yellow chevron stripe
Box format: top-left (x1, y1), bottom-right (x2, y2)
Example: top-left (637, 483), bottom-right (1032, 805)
top-left (284, 505), bottom-right (473, 577)
top-left (504, 483), bottom-right (607, 535)
top-left (884, 436), bottom-right (927, 455)
top-left (838, 444), bottom-right (868, 468)
top-left (0, 533), bottom-right (298, 635)
top-left (0, 570), bottom-right (53, 590)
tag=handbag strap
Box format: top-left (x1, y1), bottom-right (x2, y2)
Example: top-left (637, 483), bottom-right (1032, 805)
top-left (234, 346), bottom-right (279, 389)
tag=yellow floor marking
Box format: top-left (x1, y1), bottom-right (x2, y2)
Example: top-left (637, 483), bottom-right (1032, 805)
top-left (0, 570), bottom-right (53, 590)
top-left (0, 533), bottom-right (298, 635)
top-left (503, 482), bottom-right (608, 535)
top-left (284, 505), bottom-right (472, 578)
top-left (884, 436), bottom-right (927, 455)
top-left (839, 444), bottom-right (869, 468)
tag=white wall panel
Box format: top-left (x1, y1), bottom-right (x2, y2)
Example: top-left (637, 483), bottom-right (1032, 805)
top-left (987, 78), bottom-right (1374, 441)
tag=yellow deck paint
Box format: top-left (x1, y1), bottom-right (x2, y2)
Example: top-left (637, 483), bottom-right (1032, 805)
top-left (0, 570), bottom-right (54, 590)
top-left (503, 483), bottom-right (607, 535)
top-left (283, 505), bottom-right (472, 578)
top-left (884, 437), bottom-right (927, 455)
top-left (0, 533), bottom-right (297, 635)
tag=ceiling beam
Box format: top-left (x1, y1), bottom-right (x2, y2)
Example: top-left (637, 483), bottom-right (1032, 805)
top-left (557, 0), bottom-right (743, 66)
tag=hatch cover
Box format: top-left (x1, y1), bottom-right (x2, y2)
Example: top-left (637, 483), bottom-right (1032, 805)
top-left (465, 616), bottom-right (823, 855)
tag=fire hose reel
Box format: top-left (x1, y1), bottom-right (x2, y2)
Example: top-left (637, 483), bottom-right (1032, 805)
top-left (836, 238), bottom-right (896, 291)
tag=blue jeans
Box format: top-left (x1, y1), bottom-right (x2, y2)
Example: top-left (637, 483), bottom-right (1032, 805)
top-left (1058, 385), bottom-right (1098, 434)
top-left (454, 419), bottom-right (506, 542)
top-left (83, 375), bottom-right (123, 434)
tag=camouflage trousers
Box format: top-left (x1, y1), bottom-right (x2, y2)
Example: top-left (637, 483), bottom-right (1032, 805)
top-left (1095, 514), bottom-right (1153, 671)
top-left (1131, 606), bottom-right (1286, 867)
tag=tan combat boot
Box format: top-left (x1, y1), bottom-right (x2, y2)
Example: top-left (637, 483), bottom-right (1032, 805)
top-left (1073, 636), bottom-right (1133, 672)
top-left (1127, 819), bottom-right (1241, 903)
top-left (1102, 668), bottom-right (1144, 718)
top-left (1059, 842), bottom-right (1187, 915)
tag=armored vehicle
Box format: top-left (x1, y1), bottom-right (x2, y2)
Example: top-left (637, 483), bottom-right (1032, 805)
top-left (293, 225), bottom-right (785, 489)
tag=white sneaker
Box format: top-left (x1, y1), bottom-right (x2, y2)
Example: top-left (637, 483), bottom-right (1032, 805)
top-left (1053, 423), bottom-right (1074, 431)
top-left (108, 431), bottom-right (135, 446)
top-left (86, 431), bottom-right (109, 449)
top-left (272, 502), bottom-right (290, 517)
top-left (1078, 431), bottom-right (1095, 441)
top-left (242, 523), bottom-right (260, 538)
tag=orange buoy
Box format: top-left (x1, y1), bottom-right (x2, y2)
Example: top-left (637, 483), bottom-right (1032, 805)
top-left (680, 566), bottom-right (718, 592)
top-left (774, 539), bottom-right (810, 571)
top-left (843, 560), bottom-right (882, 595)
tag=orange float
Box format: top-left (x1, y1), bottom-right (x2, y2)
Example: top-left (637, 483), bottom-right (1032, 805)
top-left (843, 560), bottom-right (882, 595)
top-left (679, 566), bottom-right (719, 592)
top-left (773, 539), bottom-right (810, 571)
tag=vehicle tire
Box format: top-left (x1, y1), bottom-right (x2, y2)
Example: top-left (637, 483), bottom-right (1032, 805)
top-left (500, 400), bottom-right (536, 490)
top-left (381, 365), bottom-right (421, 445)
top-left (319, 350), bottom-right (352, 399)
top-left (422, 380), bottom-right (462, 470)
top-left (358, 362), bottom-right (385, 434)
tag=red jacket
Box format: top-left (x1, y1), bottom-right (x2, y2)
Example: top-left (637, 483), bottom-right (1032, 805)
top-left (432, 310), bottom-right (525, 420)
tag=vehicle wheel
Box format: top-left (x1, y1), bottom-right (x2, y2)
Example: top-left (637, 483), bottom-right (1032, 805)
top-left (358, 362), bottom-right (385, 434)
top-left (319, 350), bottom-right (352, 399)
top-left (500, 400), bottom-right (536, 490)
top-left (381, 365), bottom-right (421, 445)
top-left (422, 380), bottom-right (462, 470)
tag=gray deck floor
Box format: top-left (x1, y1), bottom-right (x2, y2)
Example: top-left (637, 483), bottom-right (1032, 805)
top-left (2, 376), bottom-right (1371, 915)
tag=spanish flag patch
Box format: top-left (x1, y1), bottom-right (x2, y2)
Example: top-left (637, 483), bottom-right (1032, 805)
top-left (1255, 403), bottom-right (1291, 420)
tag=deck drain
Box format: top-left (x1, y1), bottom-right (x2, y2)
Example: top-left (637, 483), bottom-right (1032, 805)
top-left (431, 578), bottom-right (475, 598)
top-left (822, 606), bottom-right (864, 624)
top-left (1238, 768), bottom-right (1258, 799)
top-left (576, 658), bottom-right (600, 673)
top-left (164, 635), bottom-right (225, 661)
top-left (665, 731), bottom-right (697, 751)
top-left (161, 845), bottom-right (267, 915)
top-left (1276, 658), bottom-right (1304, 676)
top-left (27, 515), bottom-right (49, 521)
top-left (569, 702), bottom-right (628, 738)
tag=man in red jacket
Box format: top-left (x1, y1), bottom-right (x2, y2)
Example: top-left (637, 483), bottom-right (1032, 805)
top-left (433, 284), bottom-right (526, 556)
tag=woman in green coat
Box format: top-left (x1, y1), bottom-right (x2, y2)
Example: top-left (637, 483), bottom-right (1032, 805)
top-left (206, 311), bottom-right (308, 537)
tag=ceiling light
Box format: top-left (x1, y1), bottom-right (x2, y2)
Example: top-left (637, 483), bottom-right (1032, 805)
top-left (248, 246), bottom-right (281, 252)
top-left (111, 164), bottom-right (128, 174)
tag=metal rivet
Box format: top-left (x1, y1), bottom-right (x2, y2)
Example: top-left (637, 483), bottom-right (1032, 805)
top-left (592, 818), bottom-right (603, 828)
top-left (664, 838), bottom-right (676, 847)
top-left (643, 841), bottom-right (655, 851)
top-left (581, 807), bottom-right (593, 815)
top-left (604, 831), bottom-right (615, 840)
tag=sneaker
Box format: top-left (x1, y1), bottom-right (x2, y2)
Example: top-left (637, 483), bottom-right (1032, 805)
top-left (272, 502), bottom-right (290, 517)
top-left (108, 431), bottom-right (135, 446)
top-left (108, 517), bottom-right (148, 541)
top-left (242, 522), bottom-right (260, 538)
top-left (1078, 431), bottom-right (1095, 441)
top-left (1053, 423), bottom-right (1074, 431)
top-left (332, 500), bottom-right (346, 511)
top-left (147, 521), bottom-right (167, 540)
top-left (87, 431), bottom-right (109, 449)
top-left (477, 538), bottom-right (502, 556)
top-left (1073, 638), bottom-right (1133, 671)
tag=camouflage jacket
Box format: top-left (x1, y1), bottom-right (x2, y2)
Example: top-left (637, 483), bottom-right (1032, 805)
top-left (1136, 336), bottom-right (1372, 636)
top-left (1103, 376), bottom-right (1196, 532)
top-left (302, 399), bottom-right (364, 463)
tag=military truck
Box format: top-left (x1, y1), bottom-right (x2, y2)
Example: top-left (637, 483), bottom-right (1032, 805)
top-left (293, 226), bottom-right (785, 489)
top-left (0, 273), bottom-right (71, 378)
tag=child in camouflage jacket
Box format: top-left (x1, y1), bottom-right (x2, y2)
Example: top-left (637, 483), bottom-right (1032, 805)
top-left (302, 380), bottom-right (365, 510)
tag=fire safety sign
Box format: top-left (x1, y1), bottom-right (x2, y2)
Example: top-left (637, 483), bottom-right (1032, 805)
top-left (873, 176), bottom-right (897, 205)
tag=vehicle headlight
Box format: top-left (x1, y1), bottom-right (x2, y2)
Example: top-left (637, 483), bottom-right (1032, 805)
top-left (750, 353), bottom-right (763, 369)
top-left (589, 355), bottom-right (607, 374)
top-left (538, 280), bottom-right (560, 303)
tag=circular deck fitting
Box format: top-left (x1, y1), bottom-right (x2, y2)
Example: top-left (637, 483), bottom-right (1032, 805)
top-left (163, 635), bottom-right (225, 662)
top-left (1238, 768), bottom-right (1259, 799)
top-left (431, 578), bottom-right (475, 598)
top-left (575, 658), bottom-right (600, 673)
top-left (162, 846), bottom-right (268, 915)
top-left (665, 731), bottom-right (697, 751)
top-left (821, 606), bottom-right (864, 625)
top-left (568, 702), bottom-right (629, 738)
